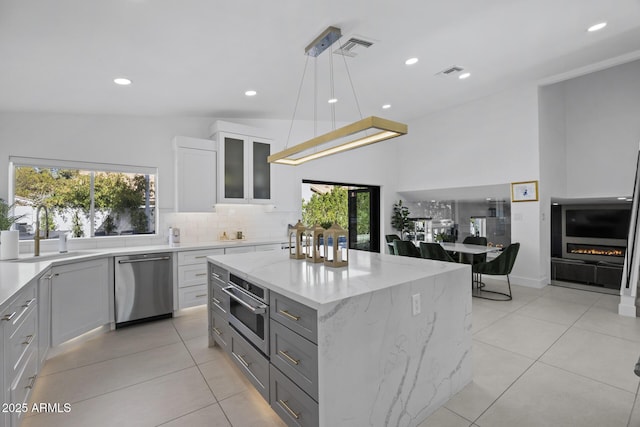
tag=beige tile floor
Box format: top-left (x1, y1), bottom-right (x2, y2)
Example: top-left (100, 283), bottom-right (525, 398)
top-left (22, 281), bottom-right (640, 427)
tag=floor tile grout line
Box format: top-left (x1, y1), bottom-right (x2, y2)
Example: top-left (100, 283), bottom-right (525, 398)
top-left (153, 402), bottom-right (222, 427)
top-left (38, 336), bottom-right (185, 378)
top-left (170, 316), bottom-right (236, 427)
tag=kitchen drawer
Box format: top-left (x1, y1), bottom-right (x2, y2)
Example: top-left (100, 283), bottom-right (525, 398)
top-left (210, 263), bottom-right (229, 288)
top-left (211, 310), bottom-right (230, 350)
top-left (211, 285), bottom-right (230, 315)
top-left (270, 364), bottom-right (319, 427)
top-left (270, 320), bottom-right (318, 401)
top-left (271, 292), bottom-right (317, 344)
top-left (8, 304), bottom-right (37, 377)
top-left (178, 248), bottom-right (224, 266)
top-left (10, 349), bottom-right (38, 427)
top-left (2, 283), bottom-right (37, 338)
top-left (230, 328), bottom-right (269, 401)
top-left (178, 285), bottom-right (208, 309)
top-left (178, 264), bottom-right (208, 288)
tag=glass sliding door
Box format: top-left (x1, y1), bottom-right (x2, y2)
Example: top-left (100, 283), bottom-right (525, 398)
top-left (348, 187), bottom-right (380, 252)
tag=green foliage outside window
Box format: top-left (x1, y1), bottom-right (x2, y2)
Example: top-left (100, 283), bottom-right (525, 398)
top-left (302, 187), bottom-right (348, 229)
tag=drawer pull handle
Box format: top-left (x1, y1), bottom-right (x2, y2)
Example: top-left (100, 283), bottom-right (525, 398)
top-left (22, 298), bottom-right (36, 308)
top-left (212, 327), bottom-right (222, 336)
top-left (26, 375), bottom-right (37, 389)
top-left (212, 297), bottom-right (221, 304)
top-left (279, 350), bottom-right (300, 365)
top-left (211, 272), bottom-right (221, 279)
top-left (236, 353), bottom-right (251, 368)
top-left (195, 294), bottom-right (207, 298)
top-left (195, 255), bottom-right (207, 259)
top-left (196, 273), bottom-right (207, 277)
top-left (22, 334), bottom-right (34, 345)
top-left (278, 399), bottom-right (300, 420)
top-left (2, 311), bottom-right (17, 322)
top-left (279, 309), bottom-right (300, 321)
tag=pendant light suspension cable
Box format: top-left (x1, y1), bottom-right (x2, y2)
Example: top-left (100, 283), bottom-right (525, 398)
top-left (284, 54), bottom-right (310, 150)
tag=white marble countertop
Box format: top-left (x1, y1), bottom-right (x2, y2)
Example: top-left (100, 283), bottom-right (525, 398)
top-left (208, 250), bottom-right (469, 309)
top-left (0, 238), bottom-right (286, 311)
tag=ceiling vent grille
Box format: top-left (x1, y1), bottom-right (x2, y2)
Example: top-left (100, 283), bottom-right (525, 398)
top-left (334, 37), bottom-right (374, 57)
top-left (436, 66), bottom-right (464, 76)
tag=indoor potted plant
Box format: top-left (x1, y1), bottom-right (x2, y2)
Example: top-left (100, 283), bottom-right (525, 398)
top-left (0, 198), bottom-right (25, 260)
top-left (391, 200), bottom-right (411, 239)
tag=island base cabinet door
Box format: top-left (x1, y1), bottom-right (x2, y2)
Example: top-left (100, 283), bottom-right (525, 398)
top-left (270, 365), bottom-right (319, 427)
top-left (229, 328), bottom-right (269, 401)
top-left (210, 311), bottom-right (230, 350)
top-left (51, 259), bottom-right (109, 346)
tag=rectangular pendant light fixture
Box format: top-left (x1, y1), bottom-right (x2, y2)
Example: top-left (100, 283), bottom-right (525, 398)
top-left (268, 116), bottom-right (407, 166)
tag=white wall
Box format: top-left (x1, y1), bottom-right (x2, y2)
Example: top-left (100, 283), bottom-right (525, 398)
top-left (396, 85), bottom-right (545, 286)
top-left (563, 59), bottom-right (640, 198)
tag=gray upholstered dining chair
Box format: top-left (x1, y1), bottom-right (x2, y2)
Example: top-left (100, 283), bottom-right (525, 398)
top-left (393, 240), bottom-right (421, 258)
top-left (385, 234), bottom-right (401, 255)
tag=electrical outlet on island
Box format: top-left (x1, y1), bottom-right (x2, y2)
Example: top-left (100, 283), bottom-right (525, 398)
top-left (412, 293), bottom-right (421, 316)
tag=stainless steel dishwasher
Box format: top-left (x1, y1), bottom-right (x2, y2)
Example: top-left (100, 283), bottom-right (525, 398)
top-left (114, 253), bottom-right (173, 328)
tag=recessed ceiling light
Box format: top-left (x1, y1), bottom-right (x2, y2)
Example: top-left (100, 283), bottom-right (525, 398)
top-left (587, 22), bottom-right (607, 32)
top-left (245, 90), bottom-right (257, 96)
top-left (486, 198), bottom-right (492, 201)
top-left (382, 104), bottom-right (391, 109)
top-left (328, 98), bottom-right (338, 104)
top-left (627, 198), bottom-right (633, 202)
top-left (405, 57), bottom-right (418, 66)
top-left (458, 72), bottom-right (471, 80)
top-left (113, 78), bottom-right (132, 86)
top-left (552, 203), bottom-right (559, 206)
top-left (617, 197), bottom-right (627, 200)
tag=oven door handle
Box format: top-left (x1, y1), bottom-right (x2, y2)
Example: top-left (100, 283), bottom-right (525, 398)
top-left (222, 286), bottom-right (267, 314)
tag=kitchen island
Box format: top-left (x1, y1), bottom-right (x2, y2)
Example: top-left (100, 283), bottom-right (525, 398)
top-left (208, 250), bottom-right (472, 427)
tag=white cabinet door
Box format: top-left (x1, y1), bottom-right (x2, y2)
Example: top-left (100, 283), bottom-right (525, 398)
top-left (37, 269), bottom-right (52, 367)
top-left (174, 136), bottom-right (217, 212)
top-left (51, 259), bottom-right (109, 346)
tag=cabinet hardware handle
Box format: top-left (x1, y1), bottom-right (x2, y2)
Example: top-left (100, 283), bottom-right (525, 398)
top-left (26, 375), bottom-right (37, 389)
top-left (236, 353), bottom-right (251, 368)
top-left (22, 298), bottom-right (36, 308)
top-left (118, 256), bottom-right (170, 264)
top-left (212, 297), bottom-right (221, 304)
top-left (212, 327), bottom-right (222, 336)
top-left (54, 273), bottom-right (60, 277)
top-left (196, 273), bottom-right (207, 277)
top-left (279, 350), bottom-right (300, 365)
top-left (221, 286), bottom-right (266, 314)
top-left (279, 309), bottom-right (300, 321)
top-left (195, 294), bottom-right (207, 298)
top-left (44, 274), bottom-right (53, 280)
top-left (2, 311), bottom-right (17, 322)
top-left (278, 400), bottom-right (300, 420)
top-left (211, 272), bottom-right (221, 278)
top-left (22, 334), bottom-right (34, 345)
top-left (195, 255), bottom-right (207, 259)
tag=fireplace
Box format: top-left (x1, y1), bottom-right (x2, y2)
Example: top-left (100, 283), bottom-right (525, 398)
top-left (566, 243), bottom-right (625, 259)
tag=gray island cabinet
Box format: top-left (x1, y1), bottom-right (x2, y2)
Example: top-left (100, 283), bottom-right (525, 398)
top-left (208, 250), bottom-right (472, 427)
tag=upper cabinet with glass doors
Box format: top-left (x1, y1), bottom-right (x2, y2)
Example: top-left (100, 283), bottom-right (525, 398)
top-left (210, 121), bottom-right (272, 204)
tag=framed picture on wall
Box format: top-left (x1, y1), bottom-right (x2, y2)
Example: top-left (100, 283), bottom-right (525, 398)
top-left (511, 180), bottom-right (539, 202)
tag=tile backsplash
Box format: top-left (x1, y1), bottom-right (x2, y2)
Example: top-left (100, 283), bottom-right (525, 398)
top-left (160, 204), bottom-right (297, 243)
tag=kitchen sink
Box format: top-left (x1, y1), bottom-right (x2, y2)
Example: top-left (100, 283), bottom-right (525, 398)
top-left (14, 251), bottom-right (96, 263)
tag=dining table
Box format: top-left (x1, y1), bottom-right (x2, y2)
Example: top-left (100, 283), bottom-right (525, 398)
top-left (439, 242), bottom-right (500, 297)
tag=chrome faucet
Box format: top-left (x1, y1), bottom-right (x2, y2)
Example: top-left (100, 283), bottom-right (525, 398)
top-left (34, 204), bottom-right (49, 256)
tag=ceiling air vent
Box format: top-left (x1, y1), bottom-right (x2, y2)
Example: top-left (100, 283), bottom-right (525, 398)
top-left (436, 66), bottom-right (464, 76)
top-left (334, 37), bottom-right (374, 57)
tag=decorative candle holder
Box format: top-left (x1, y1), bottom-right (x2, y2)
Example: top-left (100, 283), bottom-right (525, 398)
top-left (305, 223), bottom-right (325, 263)
top-left (288, 219), bottom-right (307, 259)
top-left (323, 223), bottom-right (348, 268)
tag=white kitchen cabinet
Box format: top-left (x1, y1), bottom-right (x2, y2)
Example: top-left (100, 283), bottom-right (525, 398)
top-left (51, 259), bottom-right (109, 346)
top-left (174, 136), bottom-right (217, 212)
top-left (210, 121), bottom-right (271, 204)
top-left (224, 245), bottom-right (256, 254)
top-left (176, 248), bottom-right (224, 310)
top-left (2, 280), bottom-right (38, 427)
top-left (37, 269), bottom-right (52, 367)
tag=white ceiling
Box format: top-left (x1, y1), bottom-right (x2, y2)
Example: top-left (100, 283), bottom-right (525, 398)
top-left (2, 0), bottom-right (640, 122)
